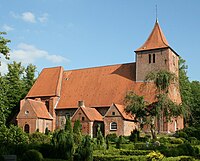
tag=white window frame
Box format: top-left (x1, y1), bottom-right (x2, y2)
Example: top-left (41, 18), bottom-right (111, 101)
top-left (110, 122), bottom-right (117, 131)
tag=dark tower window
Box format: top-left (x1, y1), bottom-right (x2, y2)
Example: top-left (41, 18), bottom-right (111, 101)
top-left (149, 54), bottom-right (151, 63)
top-left (153, 54), bottom-right (155, 63)
top-left (45, 101), bottom-right (50, 112)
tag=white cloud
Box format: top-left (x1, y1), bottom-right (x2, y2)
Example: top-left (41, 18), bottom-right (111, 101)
top-left (2, 24), bottom-right (14, 32)
top-left (10, 43), bottom-right (69, 65)
top-left (21, 12), bottom-right (36, 23)
top-left (10, 11), bottom-right (49, 24)
top-left (0, 60), bottom-right (8, 75)
top-left (0, 43), bottom-right (69, 75)
top-left (38, 13), bottom-right (48, 23)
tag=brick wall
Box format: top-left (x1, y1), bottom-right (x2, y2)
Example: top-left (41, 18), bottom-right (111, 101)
top-left (17, 118), bottom-right (36, 133)
top-left (136, 49), bottom-right (169, 82)
top-left (104, 116), bottom-right (124, 136)
top-left (123, 120), bottom-right (137, 136)
top-left (56, 108), bottom-right (77, 129)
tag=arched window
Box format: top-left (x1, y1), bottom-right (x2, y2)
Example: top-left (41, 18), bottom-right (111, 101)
top-left (110, 122), bottom-right (117, 131)
top-left (24, 124), bottom-right (30, 133)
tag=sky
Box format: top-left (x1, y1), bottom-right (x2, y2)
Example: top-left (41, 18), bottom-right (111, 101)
top-left (0, 0), bottom-right (199, 81)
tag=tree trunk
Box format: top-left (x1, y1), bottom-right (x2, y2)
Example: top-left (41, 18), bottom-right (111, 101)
top-left (150, 124), bottom-right (156, 140)
top-left (150, 117), bottom-right (157, 140)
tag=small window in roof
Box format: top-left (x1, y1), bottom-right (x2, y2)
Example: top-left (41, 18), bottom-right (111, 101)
top-left (112, 112), bottom-right (115, 116)
top-left (82, 117), bottom-right (85, 121)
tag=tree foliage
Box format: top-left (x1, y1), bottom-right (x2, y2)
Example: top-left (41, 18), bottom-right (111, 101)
top-left (179, 57), bottom-right (192, 123)
top-left (0, 62), bottom-right (36, 124)
top-left (0, 32), bottom-right (10, 62)
top-left (145, 70), bottom-right (177, 93)
top-left (52, 118), bottom-right (75, 160)
top-left (73, 119), bottom-right (82, 145)
top-left (189, 81), bottom-right (200, 127)
top-left (74, 135), bottom-right (93, 161)
top-left (0, 124), bottom-right (29, 145)
top-left (22, 64), bottom-right (36, 97)
top-left (125, 70), bottom-right (181, 139)
top-left (65, 116), bottom-right (73, 134)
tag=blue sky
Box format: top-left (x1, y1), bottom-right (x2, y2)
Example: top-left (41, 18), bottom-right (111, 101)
top-left (0, 0), bottom-right (199, 81)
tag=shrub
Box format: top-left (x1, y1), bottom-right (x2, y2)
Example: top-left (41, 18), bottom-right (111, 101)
top-left (51, 129), bottom-right (74, 160)
top-left (176, 131), bottom-right (188, 139)
top-left (74, 135), bottom-right (93, 161)
top-left (38, 144), bottom-right (56, 159)
top-left (169, 138), bottom-right (184, 144)
top-left (129, 128), bottom-right (140, 142)
top-left (29, 132), bottom-right (51, 145)
top-left (162, 143), bottom-right (199, 157)
top-left (73, 119), bottom-right (82, 145)
top-left (146, 151), bottom-right (164, 161)
top-left (158, 137), bottom-right (169, 144)
top-left (116, 136), bottom-right (122, 149)
top-left (106, 133), bottom-right (118, 143)
top-left (93, 154), bottom-right (147, 161)
top-left (188, 137), bottom-right (200, 145)
top-left (119, 149), bottom-right (151, 155)
top-left (22, 149), bottom-right (43, 161)
top-left (0, 125), bottom-right (29, 145)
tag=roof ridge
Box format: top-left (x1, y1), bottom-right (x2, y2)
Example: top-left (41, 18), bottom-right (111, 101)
top-left (55, 66), bottom-right (63, 97)
top-left (64, 62), bottom-right (135, 72)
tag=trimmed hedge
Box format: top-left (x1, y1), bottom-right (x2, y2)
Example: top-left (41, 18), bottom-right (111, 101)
top-left (22, 149), bottom-right (43, 161)
top-left (119, 149), bottom-right (152, 155)
top-left (93, 154), bottom-right (146, 161)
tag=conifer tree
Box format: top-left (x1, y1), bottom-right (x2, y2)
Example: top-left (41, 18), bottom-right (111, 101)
top-left (74, 135), bottom-right (93, 161)
top-left (4, 61), bottom-right (24, 122)
top-left (22, 64), bottom-right (36, 97)
top-left (73, 119), bottom-right (82, 144)
top-left (96, 124), bottom-right (104, 146)
top-left (65, 116), bottom-right (73, 133)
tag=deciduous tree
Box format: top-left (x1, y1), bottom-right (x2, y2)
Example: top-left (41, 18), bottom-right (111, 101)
top-left (125, 70), bottom-right (181, 139)
top-left (0, 32), bottom-right (10, 63)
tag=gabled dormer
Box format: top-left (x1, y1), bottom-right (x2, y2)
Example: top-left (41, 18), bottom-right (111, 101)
top-left (135, 20), bottom-right (179, 82)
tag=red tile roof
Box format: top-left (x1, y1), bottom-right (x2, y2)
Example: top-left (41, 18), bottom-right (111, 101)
top-left (24, 99), bottom-right (53, 119)
top-left (26, 66), bottom-right (63, 98)
top-left (81, 107), bottom-right (103, 121)
top-left (56, 63), bottom-right (156, 109)
top-left (136, 20), bottom-right (169, 52)
top-left (114, 103), bottom-right (134, 121)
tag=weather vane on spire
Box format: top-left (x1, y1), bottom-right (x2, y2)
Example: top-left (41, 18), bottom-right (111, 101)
top-left (156, 4), bottom-right (158, 22)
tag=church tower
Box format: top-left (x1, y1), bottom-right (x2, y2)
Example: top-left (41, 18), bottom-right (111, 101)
top-left (135, 20), bottom-right (179, 82)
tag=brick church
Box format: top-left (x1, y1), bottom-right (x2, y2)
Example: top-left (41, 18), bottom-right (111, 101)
top-left (17, 20), bottom-right (184, 136)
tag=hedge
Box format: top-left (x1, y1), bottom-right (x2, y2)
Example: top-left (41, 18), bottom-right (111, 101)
top-left (119, 149), bottom-right (152, 155)
top-left (93, 154), bottom-right (146, 161)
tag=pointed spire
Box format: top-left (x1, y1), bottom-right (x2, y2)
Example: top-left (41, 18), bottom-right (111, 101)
top-left (136, 20), bottom-right (169, 52)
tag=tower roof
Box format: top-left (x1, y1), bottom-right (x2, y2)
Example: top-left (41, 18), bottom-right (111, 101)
top-left (136, 20), bottom-right (169, 52)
